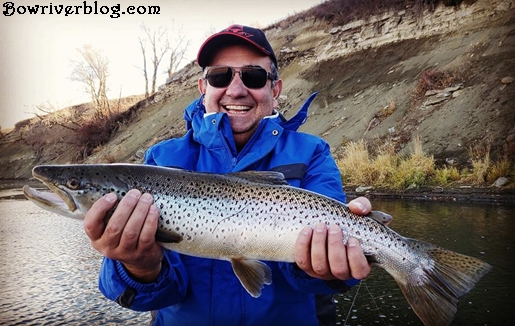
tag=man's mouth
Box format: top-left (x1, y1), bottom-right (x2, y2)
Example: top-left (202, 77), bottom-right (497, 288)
top-left (224, 105), bottom-right (251, 112)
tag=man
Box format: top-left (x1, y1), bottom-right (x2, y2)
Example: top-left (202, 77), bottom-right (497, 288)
top-left (84, 25), bottom-right (375, 325)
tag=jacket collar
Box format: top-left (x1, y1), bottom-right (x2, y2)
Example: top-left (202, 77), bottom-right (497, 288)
top-left (182, 92), bottom-right (318, 170)
top-left (184, 92), bottom-right (317, 133)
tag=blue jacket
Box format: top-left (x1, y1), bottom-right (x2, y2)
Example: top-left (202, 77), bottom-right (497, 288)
top-left (98, 93), bottom-right (358, 325)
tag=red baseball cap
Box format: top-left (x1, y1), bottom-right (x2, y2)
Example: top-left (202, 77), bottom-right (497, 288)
top-left (197, 24), bottom-right (278, 68)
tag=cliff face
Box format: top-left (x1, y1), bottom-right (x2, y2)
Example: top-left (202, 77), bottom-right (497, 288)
top-left (0, 0), bottom-right (514, 180)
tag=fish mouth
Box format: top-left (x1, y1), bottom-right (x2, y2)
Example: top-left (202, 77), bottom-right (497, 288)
top-left (23, 170), bottom-right (81, 219)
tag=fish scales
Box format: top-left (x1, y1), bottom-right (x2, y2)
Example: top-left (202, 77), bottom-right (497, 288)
top-left (23, 163), bottom-right (492, 326)
top-left (148, 169), bottom-right (424, 276)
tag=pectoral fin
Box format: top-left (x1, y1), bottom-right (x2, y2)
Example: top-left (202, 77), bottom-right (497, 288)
top-left (230, 258), bottom-right (272, 298)
top-left (155, 229), bottom-right (183, 243)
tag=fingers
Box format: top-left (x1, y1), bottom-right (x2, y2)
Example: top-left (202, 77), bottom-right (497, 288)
top-left (118, 192), bottom-right (155, 251)
top-left (139, 204), bottom-right (160, 249)
top-left (327, 225), bottom-right (350, 279)
top-left (295, 223), bottom-right (371, 281)
top-left (348, 196), bottom-right (372, 215)
top-left (310, 223), bottom-right (330, 277)
top-left (349, 197), bottom-right (393, 226)
top-left (346, 237), bottom-right (371, 279)
top-left (294, 226), bottom-right (313, 275)
top-left (83, 192), bottom-right (118, 241)
top-left (102, 189), bottom-right (142, 249)
top-left (83, 189), bottom-right (159, 254)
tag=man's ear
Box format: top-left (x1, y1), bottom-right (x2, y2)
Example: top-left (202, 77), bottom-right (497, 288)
top-left (198, 78), bottom-right (207, 95)
top-left (272, 79), bottom-right (283, 107)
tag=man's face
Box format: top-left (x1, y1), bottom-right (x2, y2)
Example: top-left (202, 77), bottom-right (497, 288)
top-left (198, 44), bottom-right (282, 149)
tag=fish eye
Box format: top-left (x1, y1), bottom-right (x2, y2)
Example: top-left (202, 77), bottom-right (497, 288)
top-left (66, 177), bottom-right (81, 189)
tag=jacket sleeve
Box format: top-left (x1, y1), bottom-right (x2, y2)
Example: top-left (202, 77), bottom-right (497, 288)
top-left (98, 250), bottom-right (189, 311)
top-left (279, 140), bottom-right (360, 293)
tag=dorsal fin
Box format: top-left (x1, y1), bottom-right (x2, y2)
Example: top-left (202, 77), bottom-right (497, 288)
top-left (228, 171), bottom-right (290, 186)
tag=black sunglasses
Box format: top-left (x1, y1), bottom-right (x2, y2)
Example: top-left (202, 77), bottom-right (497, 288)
top-left (204, 66), bottom-right (277, 89)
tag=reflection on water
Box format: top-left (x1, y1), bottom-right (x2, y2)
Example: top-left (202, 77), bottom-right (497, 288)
top-left (335, 199), bottom-right (515, 326)
top-left (0, 200), bottom-right (149, 325)
top-left (0, 199), bottom-right (513, 325)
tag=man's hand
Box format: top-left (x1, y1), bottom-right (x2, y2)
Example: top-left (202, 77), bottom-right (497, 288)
top-left (83, 189), bottom-right (163, 283)
top-left (294, 196), bottom-right (374, 281)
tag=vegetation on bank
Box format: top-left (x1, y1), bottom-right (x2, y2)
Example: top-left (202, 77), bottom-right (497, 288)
top-left (336, 137), bottom-right (514, 189)
top-left (307, 0), bottom-right (476, 24)
top-left (13, 96), bottom-right (146, 162)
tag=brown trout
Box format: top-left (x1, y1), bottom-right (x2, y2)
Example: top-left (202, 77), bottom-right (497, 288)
top-left (23, 164), bottom-right (491, 326)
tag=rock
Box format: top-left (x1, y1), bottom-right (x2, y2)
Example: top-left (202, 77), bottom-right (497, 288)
top-left (445, 157), bottom-right (456, 165)
top-left (492, 177), bottom-right (509, 187)
top-left (423, 97), bottom-right (447, 106)
top-left (134, 148), bottom-right (146, 159)
top-left (501, 76), bottom-right (514, 84)
top-left (355, 186), bottom-right (373, 193)
top-left (280, 46), bottom-right (298, 54)
top-left (452, 89), bottom-right (464, 98)
top-left (329, 27), bottom-right (341, 35)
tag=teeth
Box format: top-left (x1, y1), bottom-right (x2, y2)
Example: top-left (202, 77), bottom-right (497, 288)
top-left (225, 105), bottom-right (250, 111)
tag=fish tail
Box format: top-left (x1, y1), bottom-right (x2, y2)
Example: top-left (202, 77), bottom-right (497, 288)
top-left (393, 240), bottom-right (492, 326)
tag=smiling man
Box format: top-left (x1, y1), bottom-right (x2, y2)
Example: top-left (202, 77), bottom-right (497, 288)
top-left (83, 24), bottom-right (374, 325)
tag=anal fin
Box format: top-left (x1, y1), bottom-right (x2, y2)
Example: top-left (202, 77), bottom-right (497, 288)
top-left (230, 258), bottom-right (272, 298)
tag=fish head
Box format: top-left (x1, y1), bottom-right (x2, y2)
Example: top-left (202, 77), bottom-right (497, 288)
top-left (23, 164), bottom-right (131, 219)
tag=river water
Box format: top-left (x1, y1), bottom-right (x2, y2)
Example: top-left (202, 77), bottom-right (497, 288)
top-left (0, 198), bottom-right (513, 325)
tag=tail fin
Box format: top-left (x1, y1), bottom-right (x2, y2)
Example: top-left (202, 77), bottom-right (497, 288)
top-left (394, 241), bottom-right (492, 326)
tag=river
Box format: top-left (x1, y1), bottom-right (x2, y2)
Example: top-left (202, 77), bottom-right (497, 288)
top-left (0, 198), bottom-right (513, 325)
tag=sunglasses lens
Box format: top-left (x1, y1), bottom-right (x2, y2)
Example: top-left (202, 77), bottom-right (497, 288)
top-left (241, 68), bottom-right (268, 89)
top-left (206, 67), bottom-right (233, 88)
top-left (206, 66), bottom-right (270, 89)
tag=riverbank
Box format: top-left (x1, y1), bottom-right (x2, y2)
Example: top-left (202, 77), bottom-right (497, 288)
top-left (1, 0), bottom-right (513, 182)
top-left (2, 179), bottom-right (513, 203)
top-left (347, 186), bottom-right (515, 203)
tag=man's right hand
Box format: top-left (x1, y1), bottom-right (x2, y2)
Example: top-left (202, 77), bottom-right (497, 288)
top-left (83, 189), bottom-right (163, 283)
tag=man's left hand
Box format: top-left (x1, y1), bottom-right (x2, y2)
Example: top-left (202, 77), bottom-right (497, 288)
top-left (294, 196), bottom-right (373, 281)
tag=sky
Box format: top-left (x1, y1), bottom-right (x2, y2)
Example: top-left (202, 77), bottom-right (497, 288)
top-left (0, 0), bottom-right (323, 129)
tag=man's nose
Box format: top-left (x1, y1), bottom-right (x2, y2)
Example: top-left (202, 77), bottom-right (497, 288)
top-left (225, 71), bottom-right (248, 97)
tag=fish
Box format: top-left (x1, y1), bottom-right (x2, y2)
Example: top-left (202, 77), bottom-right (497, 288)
top-left (23, 163), bottom-right (492, 326)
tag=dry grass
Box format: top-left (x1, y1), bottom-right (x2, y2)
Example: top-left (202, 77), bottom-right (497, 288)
top-left (431, 166), bottom-right (461, 185)
top-left (412, 68), bottom-right (464, 101)
top-left (391, 137), bottom-right (435, 188)
top-left (466, 143), bottom-right (514, 185)
top-left (488, 156), bottom-right (512, 183)
top-left (338, 140), bottom-right (373, 185)
top-left (336, 137), bottom-right (513, 189)
top-left (467, 142), bottom-right (491, 185)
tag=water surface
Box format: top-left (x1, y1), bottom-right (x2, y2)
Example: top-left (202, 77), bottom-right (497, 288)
top-left (0, 199), bottom-right (513, 325)
top-left (334, 199), bottom-right (514, 326)
top-left (0, 200), bottom-right (149, 325)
